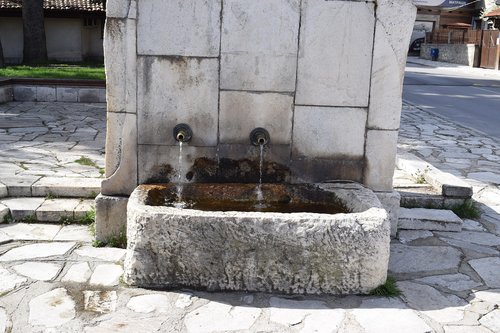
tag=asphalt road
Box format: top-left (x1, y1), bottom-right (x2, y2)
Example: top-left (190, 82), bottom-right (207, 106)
top-left (403, 63), bottom-right (500, 139)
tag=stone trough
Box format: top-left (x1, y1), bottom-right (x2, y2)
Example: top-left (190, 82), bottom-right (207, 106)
top-left (124, 182), bottom-right (389, 295)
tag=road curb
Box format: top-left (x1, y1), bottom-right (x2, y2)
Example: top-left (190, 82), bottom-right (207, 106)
top-left (396, 151), bottom-right (473, 198)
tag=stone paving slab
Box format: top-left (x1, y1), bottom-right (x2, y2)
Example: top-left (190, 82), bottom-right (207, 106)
top-left (0, 198), bottom-right (95, 223)
top-left (0, 223), bottom-right (62, 241)
top-left (1, 197), bottom-right (45, 220)
top-left (31, 177), bottom-right (101, 198)
top-left (389, 244), bottom-right (462, 278)
top-left (35, 198), bottom-right (81, 222)
top-left (0, 222), bottom-right (498, 332)
top-left (0, 102), bottom-right (105, 197)
top-left (399, 208), bottom-right (463, 232)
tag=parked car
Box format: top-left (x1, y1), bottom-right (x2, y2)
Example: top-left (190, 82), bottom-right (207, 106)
top-left (409, 30), bottom-right (426, 55)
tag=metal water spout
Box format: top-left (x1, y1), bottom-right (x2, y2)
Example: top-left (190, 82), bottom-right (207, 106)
top-left (173, 123), bottom-right (193, 143)
top-left (250, 127), bottom-right (270, 146)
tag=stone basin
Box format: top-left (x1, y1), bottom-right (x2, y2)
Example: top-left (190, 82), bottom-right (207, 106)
top-left (124, 182), bottom-right (390, 295)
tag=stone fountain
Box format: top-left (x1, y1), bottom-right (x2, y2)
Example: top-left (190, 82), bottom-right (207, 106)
top-left (97, 0), bottom-right (416, 294)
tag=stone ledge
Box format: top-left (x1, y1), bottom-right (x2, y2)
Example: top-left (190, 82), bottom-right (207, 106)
top-left (396, 151), bottom-right (473, 198)
top-left (399, 208), bottom-right (462, 232)
top-left (0, 79), bottom-right (106, 103)
top-left (0, 198), bottom-right (95, 223)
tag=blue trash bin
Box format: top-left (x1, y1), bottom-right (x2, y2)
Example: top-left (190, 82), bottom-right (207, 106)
top-left (430, 48), bottom-right (439, 61)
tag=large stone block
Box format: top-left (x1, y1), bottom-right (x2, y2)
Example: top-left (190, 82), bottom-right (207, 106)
top-left (104, 18), bottom-right (137, 113)
top-left (78, 89), bottom-right (102, 103)
top-left (137, 145), bottom-right (216, 184)
top-left (219, 91), bottom-right (294, 144)
top-left (363, 130), bottom-right (398, 191)
top-left (220, 0), bottom-right (300, 91)
top-left (13, 86), bottom-right (36, 101)
top-left (95, 194), bottom-right (128, 242)
top-left (36, 86), bottom-right (56, 102)
top-left (290, 158), bottom-right (364, 184)
top-left (137, 57), bottom-right (219, 146)
top-left (138, 143), bottom-right (291, 185)
top-left (56, 87), bottom-right (78, 102)
top-left (367, 0), bottom-right (416, 129)
top-left (137, 0), bottom-right (221, 57)
top-left (296, 0), bottom-right (374, 107)
top-left (124, 183), bottom-right (390, 294)
top-left (0, 86), bottom-right (13, 103)
top-left (106, 0), bottom-right (132, 18)
top-left (292, 106), bottom-right (367, 158)
top-left (102, 113), bottom-right (137, 196)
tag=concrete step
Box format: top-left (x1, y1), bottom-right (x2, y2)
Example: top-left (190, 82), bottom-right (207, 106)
top-left (0, 197), bottom-right (95, 223)
top-left (399, 207), bottom-right (463, 232)
top-left (0, 177), bottom-right (101, 198)
top-left (396, 151), bottom-right (473, 198)
top-left (398, 191), bottom-right (468, 210)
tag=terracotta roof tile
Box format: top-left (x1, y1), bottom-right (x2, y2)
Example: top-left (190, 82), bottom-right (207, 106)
top-left (484, 8), bottom-right (500, 17)
top-left (0, 0), bottom-right (104, 12)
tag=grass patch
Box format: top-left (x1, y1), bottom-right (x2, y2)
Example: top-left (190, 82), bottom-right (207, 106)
top-left (80, 208), bottom-right (96, 225)
top-left (91, 227), bottom-right (127, 249)
top-left (401, 199), bottom-right (481, 219)
top-left (106, 229), bottom-right (127, 248)
top-left (369, 277), bottom-right (401, 297)
top-left (451, 200), bottom-right (480, 219)
top-left (75, 156), bottom-right (104, 178)
top-left (45, 192), bottom-right (59, 200)
top-left (61, 208), bottom-right (96, 225)
top-left (75, 156), bottom-right (98, 168)
top-left (2, 212), bottom-right (12, 224)
top-left (18, 162), bottom-right (29, 170)
top-left (412, 166), bottom-right (430, 184)
top-left (0, 64), bottom-right (105, 80)
top-left (20, 215), bottom-right (37, 223)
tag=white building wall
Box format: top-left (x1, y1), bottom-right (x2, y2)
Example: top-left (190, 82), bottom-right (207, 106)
top-left (0, 16), bottom-right (104, 64)
top-left (0, 17), bottom-right (23, 64)
top-left (45, 18), bottom-right (83, 62)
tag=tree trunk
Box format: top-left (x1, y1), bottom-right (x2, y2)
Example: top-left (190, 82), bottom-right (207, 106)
top-left (0, 38), bottom-right (4, 67)
top-left (22, 0), bottom-right (48, 65)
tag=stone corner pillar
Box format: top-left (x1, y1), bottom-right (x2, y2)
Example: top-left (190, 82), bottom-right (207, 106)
top-left (363, 0), bottom-right (417, 192)
top-left (97, 0), bottom-right (138, 240)
top-left (95, 194), bottom-right (128, 242)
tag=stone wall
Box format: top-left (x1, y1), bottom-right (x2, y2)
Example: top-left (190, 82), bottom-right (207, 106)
top-left (420, 43), bottom-right (480, 67)
top-left (98, 0), bottom-right (416, 239)
top-left (0, 82), bottom-right (105, 103)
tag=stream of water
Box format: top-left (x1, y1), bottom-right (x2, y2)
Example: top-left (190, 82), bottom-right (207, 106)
top-left (255, 144), bottom-right (266, 210)
top-left (175, 141), bottom-right (187, 208)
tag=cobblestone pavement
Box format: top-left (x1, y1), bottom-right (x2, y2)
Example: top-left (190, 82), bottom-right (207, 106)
top-left (399, 103), bottom-right (500, 229)
top-left (0, 101), bottom-right (499, 332)
top-left (0, 219), bottom-right (499, 332)
top-left (0, 102), bottom-right (105, 197)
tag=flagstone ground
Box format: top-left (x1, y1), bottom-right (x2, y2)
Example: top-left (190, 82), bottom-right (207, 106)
top-left (0, 100), bottom-right (499, 332)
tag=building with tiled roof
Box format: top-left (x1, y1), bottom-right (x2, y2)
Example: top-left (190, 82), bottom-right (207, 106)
top-left (0, 0), bottom-right (104, 12)
top-left (484, 7), bottom-right (500, 29)
top-left (0, 0), bottom-right (105, 64)
top-left (484, 7), bottom-right (500, 18)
